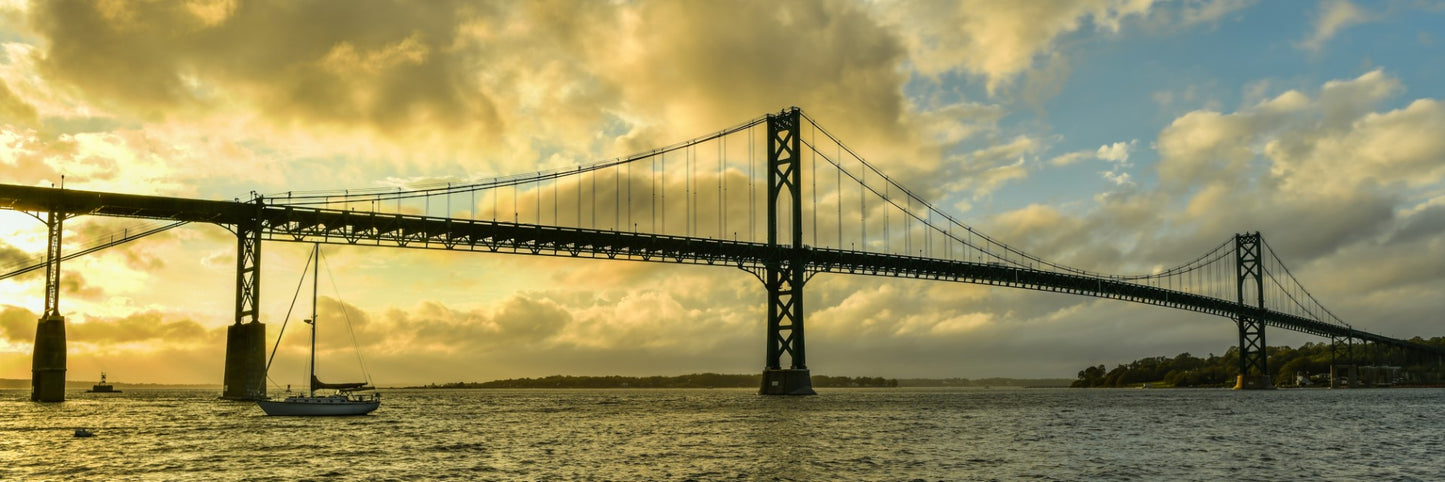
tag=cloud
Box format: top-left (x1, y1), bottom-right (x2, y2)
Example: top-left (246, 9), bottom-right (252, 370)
top-left (938, 135), bottom-right (1041, 201)
top-left (0, 125), bottom-right (61, 184)
top-left (1177, 0), bottom-right (1254, 26)
top-left (68, 310), bottom-right (210, 346)
top-left (1298, 0), bottom-right (1376, 52)
top-left (1390, 199), bottom-right (1445, 245)
top-left (1048, 150), bottom-right (1093, 167)
top-left (0, 238), bottom-right (29, 269)
top-left (878, 0), bottom-right (1156, 95)
top-left (973, 69), bottom-right (1445, 342)
top-left (0, 305), bottom-right (212, 347)
top-left (1045, 140), bottom-right (1137, 186)
top-left (0, 304), bottom-right (35, 343)
top-left (1096, 141), bottom-right (1132, 164)
top-left (10, 0), bottom-right (1002, 215)
top-left (0, 77), bottom-right (36, 126)
top-left (31, 0), bottom-right (485, 126)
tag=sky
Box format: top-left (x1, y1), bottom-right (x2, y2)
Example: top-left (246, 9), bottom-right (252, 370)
top-left (1, 0), bottom-right (1444, 386)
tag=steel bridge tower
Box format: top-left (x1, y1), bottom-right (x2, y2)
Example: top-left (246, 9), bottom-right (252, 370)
top-left (1233, 232), bottom-right (1272, 389)
top-left (220, 202), bottom-right (267, 401)
top-left (31, 208), bottom-right (67, 402)
top-left (760, 107), bottom-right (815, 395)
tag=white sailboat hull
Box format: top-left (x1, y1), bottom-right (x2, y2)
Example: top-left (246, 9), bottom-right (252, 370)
top-left (257, 395), bottom-right (379, 416)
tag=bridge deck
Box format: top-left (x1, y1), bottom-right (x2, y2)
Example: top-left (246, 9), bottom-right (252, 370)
top-left (3, 183), bottom-right (1439, 356)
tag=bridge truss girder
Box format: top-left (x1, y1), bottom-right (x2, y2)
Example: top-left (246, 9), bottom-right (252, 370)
top-left (245, 212), bottom-right (1445, 358)
top-left (7, 179), bottom-right (1439, 355)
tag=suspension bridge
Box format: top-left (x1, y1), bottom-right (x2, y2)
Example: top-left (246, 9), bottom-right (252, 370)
top-left (3, 108), bottom-right (1441, 401)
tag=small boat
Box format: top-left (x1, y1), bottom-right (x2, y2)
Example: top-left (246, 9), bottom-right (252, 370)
top-left (74, 428), bottom-right (95, 437)
top-left (257, 244), bottom-right (379, 416)
top-left (86, 372), bottom-right (122, 393)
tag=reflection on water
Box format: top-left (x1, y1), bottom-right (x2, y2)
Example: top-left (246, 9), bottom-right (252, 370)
top-left (3, 387), bottom-right (1443, 480)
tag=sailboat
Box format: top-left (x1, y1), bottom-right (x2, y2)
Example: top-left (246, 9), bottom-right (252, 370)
top-left (257, 244), bottom-right (380, 416)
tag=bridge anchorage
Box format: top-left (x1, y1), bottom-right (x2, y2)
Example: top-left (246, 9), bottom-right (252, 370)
top-left (6, 106), bottom-right (1445, 401)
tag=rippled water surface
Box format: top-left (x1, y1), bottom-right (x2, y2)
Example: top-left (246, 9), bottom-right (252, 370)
top-left (3, 387), bottom-right (1443, 480)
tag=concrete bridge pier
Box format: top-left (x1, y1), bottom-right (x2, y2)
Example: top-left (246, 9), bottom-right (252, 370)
top-left (31, 314), bottom-right (66, 402)
top-left (761, 369), bottom-right (814, 395)
top-left (221, 322), bottom-right (266, 400)
top-left (1233, 374), bottom-right (1272, 390)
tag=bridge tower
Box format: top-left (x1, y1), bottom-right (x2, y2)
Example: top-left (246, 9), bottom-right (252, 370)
top-left (760, 107), bottom-right (815, 396)
top-left (31, 208), bottom-right (67, 402)
top-left (221, 200), bottom-right (267, 400)
top-left (1233, 232), bottom-right (1272, 389)
top-left (1329, 335), bottom-right (1357, 388)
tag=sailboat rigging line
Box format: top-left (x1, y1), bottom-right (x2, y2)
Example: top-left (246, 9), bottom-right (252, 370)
top-left (320, 248), bottom-right (374, 386)
top-left (309, 244), bottom-right (318, 396)
top-left (264, 246), bottom-right (317, 387)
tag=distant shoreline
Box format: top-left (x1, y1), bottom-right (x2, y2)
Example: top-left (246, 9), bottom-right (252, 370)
top-left (0, 378), bottom-right (220, 390)
top-left (402, 374), bottom-right (1073, 390)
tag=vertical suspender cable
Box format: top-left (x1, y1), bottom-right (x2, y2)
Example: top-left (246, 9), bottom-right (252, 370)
top-left (686, 145), bottom-right (691, 237)
top-left (661, 151), bottom-right (666, 235)
top-left (811, 123), bottom-right (818, 247)
top-left (722, 136), bottom-right (728, 238)
top-left (651, 154), bottom-right (657, 233)
top-left (718, 136), bottom-right (723, 239)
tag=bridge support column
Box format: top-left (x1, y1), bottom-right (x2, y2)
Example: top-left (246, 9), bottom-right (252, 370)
top-left (760, 107), bottom-right (814, 396)
top-left (221, 211), bottom-right (267, 400)
top-left (762, 258), bottom-right (812, 395)
top-left (31, 209), bottom-right (67, 402)
top-left (1232, 232), bottom-right (1272, 390)
top-left (32, 315), bottom-right (66, 402)
top-left (1329, 336), bottom-right (1359, 389)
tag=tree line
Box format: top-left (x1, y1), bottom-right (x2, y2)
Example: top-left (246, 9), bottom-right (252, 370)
top-left (1072, 337), bottom-right (1445, 388)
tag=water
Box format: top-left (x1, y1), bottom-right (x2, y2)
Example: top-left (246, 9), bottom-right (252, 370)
top-left (3, 387), bottom-right (1442, 481)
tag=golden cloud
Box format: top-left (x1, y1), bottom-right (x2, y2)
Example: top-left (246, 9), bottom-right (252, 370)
top-left (880, 0), bottom-right (1155, 94)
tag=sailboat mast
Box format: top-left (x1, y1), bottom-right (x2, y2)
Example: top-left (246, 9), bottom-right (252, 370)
top-left (309, 243), bottom-right (319, 397)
